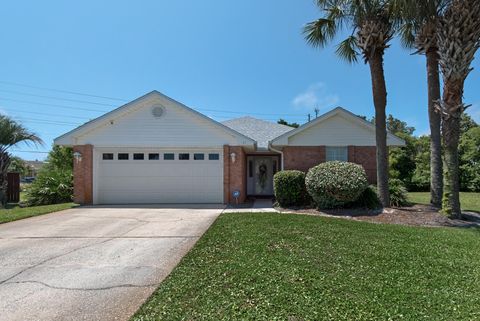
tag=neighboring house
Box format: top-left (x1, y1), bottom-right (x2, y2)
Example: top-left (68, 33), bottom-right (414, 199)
top-left (54, 91), bottom-right (404, 205)
top-left (25, 160), bottom-right (45, 178)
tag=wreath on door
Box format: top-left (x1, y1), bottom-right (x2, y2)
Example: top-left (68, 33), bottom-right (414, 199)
top-left (257, 163), bottom-right (268, 190)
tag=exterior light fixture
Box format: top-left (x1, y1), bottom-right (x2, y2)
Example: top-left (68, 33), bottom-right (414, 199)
top-left (230, 152), bottom-right (237, 163)
top-left (73, 151), bottom-right (82, 162)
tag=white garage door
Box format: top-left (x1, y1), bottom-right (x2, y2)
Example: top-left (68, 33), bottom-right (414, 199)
top-left (95, 149), bottom-right (224, 204)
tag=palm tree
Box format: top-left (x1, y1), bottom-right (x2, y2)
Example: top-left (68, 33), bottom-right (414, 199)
top-left (304, 0), bottom-right (394, 207)
top-left (0, 115), bottom-right (43, 207)
top-left (395, 0), bottom-right (448, 207)
top-left (436, 0), bottom-right (480, 218)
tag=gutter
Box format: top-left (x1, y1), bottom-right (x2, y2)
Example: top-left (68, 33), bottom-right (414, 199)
top-left (268, 143), bottom-right (284, 171)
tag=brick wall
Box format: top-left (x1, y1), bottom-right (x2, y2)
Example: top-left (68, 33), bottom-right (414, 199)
top-left (282, 145), bottom-right (377, 184)
top-left (224, 145), bottom-right (247, 204)
top-left (73, 145), bottom-right (93, 205)
top-left (348, 146), bottom-right (377, 183)
top-left (283, 146), bottom-right (325, 172)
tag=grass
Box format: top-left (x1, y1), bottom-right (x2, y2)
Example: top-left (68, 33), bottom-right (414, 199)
top-left (132, 213), bottom-right (480, 321)
top-left (0, 203), bottom-right (76, 224)
top-left (408, 192), bottom-right (480, 212)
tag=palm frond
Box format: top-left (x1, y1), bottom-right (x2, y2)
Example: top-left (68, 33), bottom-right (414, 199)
top-left (335, 36), bottom-right (359, 63)
top-left (303, 18), bottom-right (337, 48)
top-left (0, 114), bottom-right (44, 149)
top-left (398, 22), bottom-right (416, 49)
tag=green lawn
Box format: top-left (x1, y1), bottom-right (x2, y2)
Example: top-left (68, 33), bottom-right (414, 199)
top-left (132, 213), bottom-right (480, 321)
top-left (409, 192), bottom-right (480, 212)
top-left (0, 203), bottom-right (76, 224)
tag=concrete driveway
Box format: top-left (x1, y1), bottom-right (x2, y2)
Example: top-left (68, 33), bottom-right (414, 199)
top-left (0, 205), bottom-right (223, 321)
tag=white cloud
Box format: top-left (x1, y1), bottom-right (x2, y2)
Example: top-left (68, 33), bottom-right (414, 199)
top-left (292, 82), bottom-right (339, 111)
top-left (0, 106), bottom-right (8, 116)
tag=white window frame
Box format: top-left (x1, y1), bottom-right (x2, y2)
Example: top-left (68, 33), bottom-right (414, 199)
top-left (326, 146), bottom-right (348, 162)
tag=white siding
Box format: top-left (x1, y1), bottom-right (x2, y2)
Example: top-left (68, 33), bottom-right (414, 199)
top-left (74, 96), bottom-right (242, 147)
top-left (288, 114), bottom-right (377, 146)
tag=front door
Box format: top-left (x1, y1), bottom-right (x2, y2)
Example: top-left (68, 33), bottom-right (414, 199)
top-left (253, 157), bottom-right (274, 195)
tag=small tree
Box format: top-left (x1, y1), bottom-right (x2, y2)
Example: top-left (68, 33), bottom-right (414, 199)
top-left (8, 156), bottom-right (29, 177)
top-left (26, 146), bottom-right (74, 206)
top-left (0, 115), bottom-right (43, 207)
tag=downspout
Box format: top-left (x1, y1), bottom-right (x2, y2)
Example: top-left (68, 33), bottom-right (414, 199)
top-left (268, 142), bottom-right (284, 171)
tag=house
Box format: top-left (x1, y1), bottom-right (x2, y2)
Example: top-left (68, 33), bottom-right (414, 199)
top-left (54, 91), bottom-right (405, 205)
top-left (24, 160), bottom-right (45, 178)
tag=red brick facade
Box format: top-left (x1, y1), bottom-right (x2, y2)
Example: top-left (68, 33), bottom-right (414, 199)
top-left (348, 146), bottom-right (377, 183)
top-left (73, 144), bottom-right (93, 205)
top-left (282, 145), bottom-right (377, 184)
top-left (223, 145), bottom-right (247, 204)
top-left (283, 146), bottom-right (326, 172)
top-left (71, 144), bottom-right (376, 206)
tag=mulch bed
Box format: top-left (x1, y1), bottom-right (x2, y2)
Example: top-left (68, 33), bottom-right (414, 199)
top-left (277, 204), bottom-right (480, 228)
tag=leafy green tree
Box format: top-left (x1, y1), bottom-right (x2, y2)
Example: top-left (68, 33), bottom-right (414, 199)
top-left (304, 0), bottom-right (396, 207)
top-left (459, 127), bottom-right (480, 192)
top-left (277, 119), bottom-right (300, 128)
top-left (8, 156), bottom-right (29, 176)
top-left (411, 135), bottom-right (431, 191)
top-left (0, 115), bottom-right (43, 207)
top-left (389, 132), bottom-right (417, 188)
top-left (26, 146), bottom-right (73, 205)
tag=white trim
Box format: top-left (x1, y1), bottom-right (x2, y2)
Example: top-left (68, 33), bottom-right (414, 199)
top-left (55, 91), bottom-right (256, 147)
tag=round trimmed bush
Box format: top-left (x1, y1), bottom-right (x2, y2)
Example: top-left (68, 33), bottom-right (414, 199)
top-left (305, 161), bottom-right (369, 209)
top-left (274, 170), bottom-right (308, 207)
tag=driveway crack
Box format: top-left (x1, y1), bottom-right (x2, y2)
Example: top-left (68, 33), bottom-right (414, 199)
top-left (4, 280), bottom-right (160, 291)
top-left (0, 220), bottom-right (149, 285)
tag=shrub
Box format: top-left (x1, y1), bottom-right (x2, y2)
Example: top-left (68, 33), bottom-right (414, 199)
top-left (389, 178), bottom-right (409, 207)
top-left (305, 161), bottom-right (368, 209)
top-left (274, 170), bottom-right (308, 207)
top-left (351, 185), bottom-right (382, 209)
top-left (26, 170), bottom-right (73, 206)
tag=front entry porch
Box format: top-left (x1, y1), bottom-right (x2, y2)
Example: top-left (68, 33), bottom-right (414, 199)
top-left (246, 155), bottom-right (280, 197)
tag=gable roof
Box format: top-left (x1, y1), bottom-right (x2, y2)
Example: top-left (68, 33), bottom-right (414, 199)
top-left (270, 107), bottom-right (405, 147)
top-left (54, 91), bottom-right (256, 147)
top-left (222, 116), bottom-right (293, 150)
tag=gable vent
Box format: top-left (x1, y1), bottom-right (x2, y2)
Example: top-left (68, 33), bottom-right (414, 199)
top-left (151, 105), bottom-right (165, 118)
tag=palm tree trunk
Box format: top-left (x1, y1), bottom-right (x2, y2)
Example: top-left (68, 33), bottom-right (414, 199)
top-left (368, 51), bottom-right (390, 207)
top-left (441, 80), bottom-right (462, 218)
top-left (426, 49), bottom-right (443, 207)
top-left (0, 152), bottom-right (9, 207)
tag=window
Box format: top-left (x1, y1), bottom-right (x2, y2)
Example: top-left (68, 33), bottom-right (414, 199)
top-left (326, 146), bottom-right (348, 162)
top-left (148, 153), bottom-right (159, 160)
top-left (194, 153), bottom-right (204, 160)
top-left (179, 153), bottom-right (190, 160)
top-left (102, 153), bottom-right (114, 160)
top-left (133, 153), bottom-right (144, 160)
top-left (209, 153), bottom-right (220, 160)
top-left (164, 153), bottom-right (174, 160)
top-left (118, 153), bottom-right (129, 160)
top-left (248, 160), bottom-right (253, 177)
top-left (273, 160), bottom-right (278, 174)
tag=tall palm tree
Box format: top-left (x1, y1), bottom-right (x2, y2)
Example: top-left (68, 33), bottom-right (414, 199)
top-left (0, 115), bottom-right (43, 207)
top-left (395, 0), bottom-right (448, 207)
top-left (436, 0), bottom-right (480, 218)
top-left (304, 0), bottom-right (394, 207)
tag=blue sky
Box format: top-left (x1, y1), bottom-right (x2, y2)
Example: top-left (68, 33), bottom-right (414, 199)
top-left (1, 0), bottom-right (479, 161)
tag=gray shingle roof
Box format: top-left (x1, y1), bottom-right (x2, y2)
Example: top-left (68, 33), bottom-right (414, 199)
top-left (222, 116), bottom-right (294, 150)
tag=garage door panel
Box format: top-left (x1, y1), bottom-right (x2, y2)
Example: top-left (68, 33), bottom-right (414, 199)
top-left (96, 149), bottom-right (224, 204)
